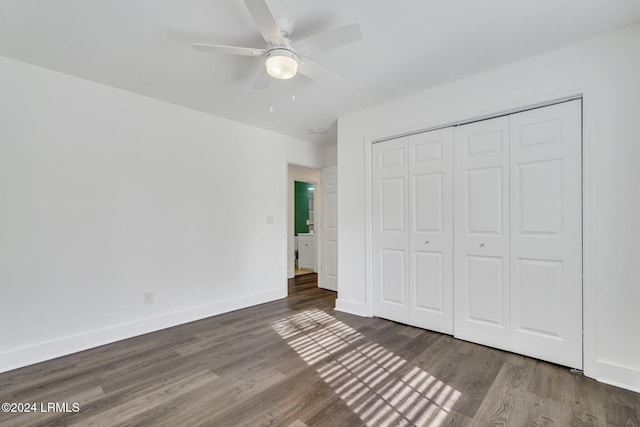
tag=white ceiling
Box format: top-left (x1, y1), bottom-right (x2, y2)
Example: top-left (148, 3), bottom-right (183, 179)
top-left (1, 1), bottom-right (640, 145)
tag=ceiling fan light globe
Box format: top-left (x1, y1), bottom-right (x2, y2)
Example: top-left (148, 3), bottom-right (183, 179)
top-left (265, 49), bottom-right (298, 79)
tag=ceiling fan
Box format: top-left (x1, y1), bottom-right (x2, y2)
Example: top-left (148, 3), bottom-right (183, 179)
top-left (192, 0), bottom-right (364, 89)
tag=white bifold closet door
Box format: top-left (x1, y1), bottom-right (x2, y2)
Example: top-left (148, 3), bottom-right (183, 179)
top-left (373, 137), bottom-right (410, 323)
top-left (373, 100), bottom-right (582, 369)
top-left (373, 128), bottom-right (454, 333)
top-left (508, 101), bottom-right (582, 369)
top-left (453, 100), bottom-right (582, 369)
top-left (453, 116), bottom-right (511, 351)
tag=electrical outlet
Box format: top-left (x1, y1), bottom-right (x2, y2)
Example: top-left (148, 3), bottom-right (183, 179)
top-left (144, 292), bottom-right (154, 305)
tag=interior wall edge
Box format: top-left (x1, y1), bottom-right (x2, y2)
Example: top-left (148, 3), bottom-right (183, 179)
top-left (335, 298), bottom-right (371, 317)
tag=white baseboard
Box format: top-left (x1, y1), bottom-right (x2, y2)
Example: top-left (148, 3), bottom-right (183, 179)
top-left (595, 359), bottom-right (640, 393)
top-left (0, 288), bottom-right (286, 374)
top-left (335, 298), bottom-right (371, 317)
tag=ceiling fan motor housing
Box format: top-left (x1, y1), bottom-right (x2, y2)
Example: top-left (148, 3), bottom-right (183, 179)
top-left (275, 17), bottom-right (294, 37)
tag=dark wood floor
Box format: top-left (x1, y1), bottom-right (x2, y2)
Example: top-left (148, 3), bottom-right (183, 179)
top-left (1, 274), bottom-right (639, 426)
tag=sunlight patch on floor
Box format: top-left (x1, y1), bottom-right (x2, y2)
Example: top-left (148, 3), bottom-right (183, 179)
top-left (272, 309), bottom-right (363, 365)
top-left (272, 310), bottom-right (461, 426)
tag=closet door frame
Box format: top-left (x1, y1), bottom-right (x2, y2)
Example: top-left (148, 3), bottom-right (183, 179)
top-left (363, 92), bottom-right (595, 377)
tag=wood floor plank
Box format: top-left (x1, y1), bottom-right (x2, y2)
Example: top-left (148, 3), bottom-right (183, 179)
top-left (435, 344), bottom-right (506, 419)
top-left (468, 360), bottom-right (533, 426)
top-left (571, 375), bottom-right (607, 426)
top-left (604, 382), bottom-right (640, 427)
top-left (206, 368), bottom-right (336, 426)
top-left (287, 419), bottom-right (310, 427)
top-left (0, 273), bottom-right (638, 426)
top-left (69, 370), bottom-right (219, 427)
top-left (128, 368), bottom-right (287, 427)
top-left (303, 396), bottom-right (370, 426)
top-left (1, 335), bottom-right (194, 402)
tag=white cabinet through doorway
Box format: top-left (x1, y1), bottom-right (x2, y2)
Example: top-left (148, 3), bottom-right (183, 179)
top-left (298, 234), bottom-right (315, 270)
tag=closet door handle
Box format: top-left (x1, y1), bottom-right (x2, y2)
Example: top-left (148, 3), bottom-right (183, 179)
top-left (479, 243), bottom-right (485, 247)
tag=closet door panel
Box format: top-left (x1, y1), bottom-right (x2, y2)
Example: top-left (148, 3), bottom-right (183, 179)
top-left (467, 255), bottom-right (505, 325)
top-left (414, 251), bottom-right (443, 311)
top-left (409, 128), bottom-right (454, 333)
top-left (467, 166), bottom-right (504, 234)
top-left (381, 249), bottom-right (406, 304)
top-left (373, 138), bottom-right (410, 323)
top-left (414, 173), bottom-right (443, 232)
top-left (454, 117), bottom-right (511, 350)
top-left (509, 100), bottom-right (582, 369)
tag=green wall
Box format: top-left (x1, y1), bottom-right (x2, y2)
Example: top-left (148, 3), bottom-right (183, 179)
top-left (294, 181), bottom-right (313, 235)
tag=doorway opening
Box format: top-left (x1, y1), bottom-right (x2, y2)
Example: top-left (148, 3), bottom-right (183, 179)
top-left (287, 164), bottom-right (321, 289)
top-left (294, 181), bottom-right (315, 276)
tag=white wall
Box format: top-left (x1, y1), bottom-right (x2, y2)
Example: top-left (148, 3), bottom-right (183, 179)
top-left (322, 143), bottom-right (338, 168)
top-left (337, 23), bottom-right (640, 392)
top-left (0, 56), bottom-right (323, 372)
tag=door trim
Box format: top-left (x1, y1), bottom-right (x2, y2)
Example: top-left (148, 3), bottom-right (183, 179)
top-left (371, 96), bottom-right (582, 145)
top-left (287, 164), bottom-right (322, 281)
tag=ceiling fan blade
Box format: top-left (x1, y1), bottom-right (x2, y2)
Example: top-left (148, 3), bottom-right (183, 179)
top-left (252, 66), bottom-right (271, 90)
top-left (192, 43), bottom-right (265, 57)
top-left (297, 59), bottom-right (341, 82)
top-left (244, 0), bottom-right (285, 46)
top-left (293, 23), bottom-right (363, 57)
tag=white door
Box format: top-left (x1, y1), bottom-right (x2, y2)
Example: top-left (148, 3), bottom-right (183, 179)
top-left (509, 100), bottom-right (582, 368)
top-left (373, 137), bottom-right (410, 323)
top-left (454, 116), bottom-right (511, 351)
top-left (320, 166), bottom-right (338, 291)
top-left (408, 129), bottom-right (454, 334)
